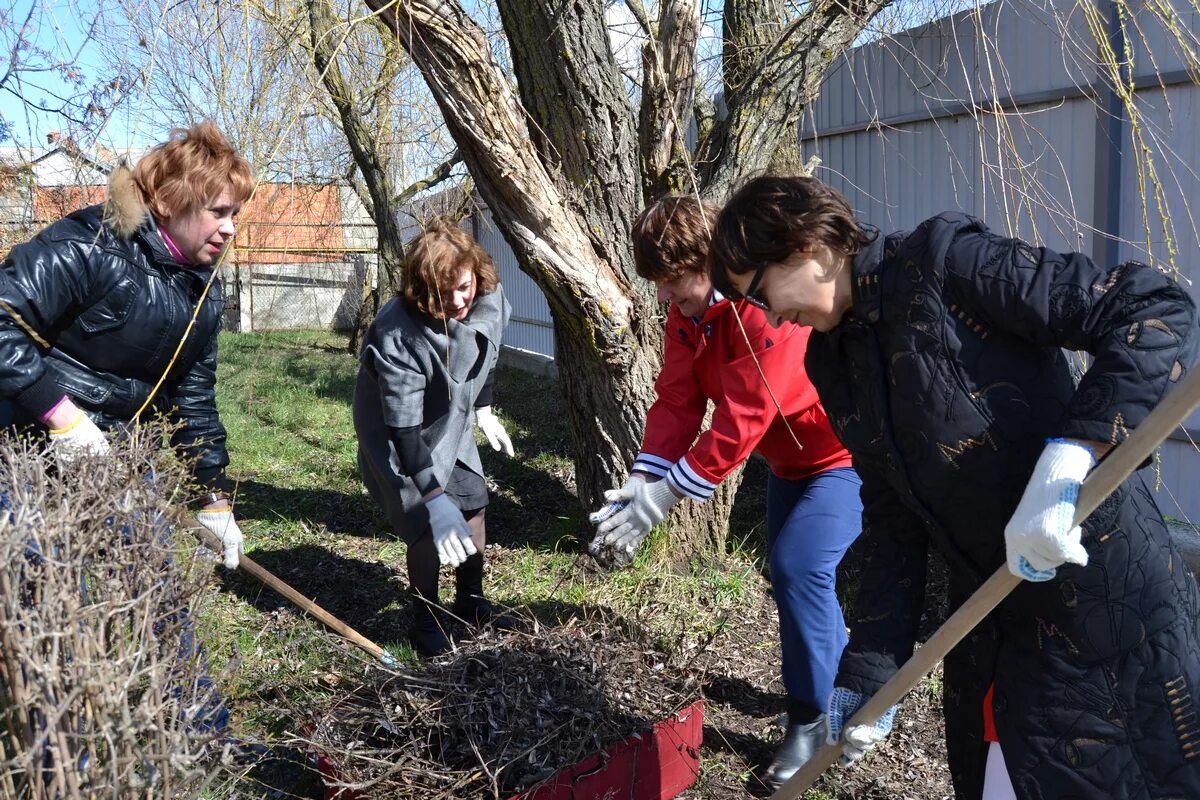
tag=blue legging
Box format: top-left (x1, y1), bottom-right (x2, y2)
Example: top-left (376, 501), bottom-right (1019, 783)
top-left (767, 466), bottom-right (862, 711)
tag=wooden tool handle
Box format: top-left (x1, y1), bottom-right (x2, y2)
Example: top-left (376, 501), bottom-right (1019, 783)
top-left (190, 526), bottom-right (398, 668)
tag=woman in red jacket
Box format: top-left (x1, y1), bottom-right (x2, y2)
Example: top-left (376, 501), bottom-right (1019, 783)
top-left (590, 195), bottom-right (863, 787)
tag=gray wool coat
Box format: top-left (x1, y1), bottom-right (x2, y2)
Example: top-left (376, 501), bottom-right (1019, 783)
top-left (353, 286), bottom-right (510, 541)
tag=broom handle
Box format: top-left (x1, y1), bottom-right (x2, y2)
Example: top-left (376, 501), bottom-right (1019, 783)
top-left (189, 526), bottom-right (397, 668)
top-left (773, 365), bottom-right (1200, 799)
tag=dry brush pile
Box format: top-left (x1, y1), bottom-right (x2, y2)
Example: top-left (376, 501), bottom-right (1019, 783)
top-left (310, 616), bottom-right (698, 799)
top-left (0, 430), bottom-right (225, 798)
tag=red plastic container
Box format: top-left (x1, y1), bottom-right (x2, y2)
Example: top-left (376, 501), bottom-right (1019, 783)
top-left (318, 699), bottom-right (704, 800)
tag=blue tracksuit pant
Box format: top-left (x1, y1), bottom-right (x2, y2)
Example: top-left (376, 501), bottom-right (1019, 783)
top-left (766, 466), bottom-right (862, 712)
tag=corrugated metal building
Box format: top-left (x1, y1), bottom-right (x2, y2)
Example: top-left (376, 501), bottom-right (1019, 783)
top-left (800, 0), bottom-right (1200, 524)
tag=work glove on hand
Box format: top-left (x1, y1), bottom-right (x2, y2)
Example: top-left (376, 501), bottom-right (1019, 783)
top-left (826, 687), bottom-right (896, 767)
top-left (196, 509), bottom-right (244, 570)
top-left (591, 478), bottom-right (679, 561)
top-left (475, 406), bottom-right (514, 457)
top-left (426, 492), bottom-right (477, 567)
top-left (1004, 438), bottom-right (1096, 582)
top-left (48, 409), bottom-right (110, 463)
top-left (587, 474), bottom-right (640, 566)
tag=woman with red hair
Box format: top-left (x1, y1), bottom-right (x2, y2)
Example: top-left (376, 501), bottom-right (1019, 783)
top-left (0, 121), bottom-right (254, 566)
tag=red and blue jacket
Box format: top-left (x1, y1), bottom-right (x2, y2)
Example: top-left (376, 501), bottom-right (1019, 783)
top-left (634, 293), bottom-right (852, 501)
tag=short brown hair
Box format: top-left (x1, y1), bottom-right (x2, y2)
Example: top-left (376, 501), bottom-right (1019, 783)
top-left (402, 219), bottom-right (499, 319)
top-left (709, 175), bottom-right (873, 296)
top-left (631, 195), bottom-right (720, 281)
top-left (133, 121), bottom-right (253, 220)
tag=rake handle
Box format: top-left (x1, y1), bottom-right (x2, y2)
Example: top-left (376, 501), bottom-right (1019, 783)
top-left (773, 365), bottom-right (1200, 799)
top-left (189, 526), bottom-right (396, 667)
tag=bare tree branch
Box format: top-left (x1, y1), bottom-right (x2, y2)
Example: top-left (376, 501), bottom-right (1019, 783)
top-left (638, 0), bottom-right (701, 199)
top-left (391, 149), bottom-right (461, 207)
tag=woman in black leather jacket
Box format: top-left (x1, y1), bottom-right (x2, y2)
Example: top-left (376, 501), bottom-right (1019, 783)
top-left (0, 121), bottom-right (253, 568)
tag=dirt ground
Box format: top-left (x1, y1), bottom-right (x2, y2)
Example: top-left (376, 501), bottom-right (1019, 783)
top-left (679, 552), bottom-right (954, 799)
top-left (231, 539), bottom-right (956, 800)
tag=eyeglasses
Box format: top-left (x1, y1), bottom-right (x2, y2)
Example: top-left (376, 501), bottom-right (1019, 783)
top-left (741, 262), bottom-right (771, 312)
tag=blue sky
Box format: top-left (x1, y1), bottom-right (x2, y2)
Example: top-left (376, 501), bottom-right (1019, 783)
top-left (0, 0), bottom-right (152, 153)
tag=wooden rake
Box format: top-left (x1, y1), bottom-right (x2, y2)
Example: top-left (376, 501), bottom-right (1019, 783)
top-left (773, 364), bottom-right (1200, 799)
top-left (189, 525), bottom-right (399, 669)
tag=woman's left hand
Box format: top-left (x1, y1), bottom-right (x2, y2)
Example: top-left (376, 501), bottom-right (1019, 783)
top-left (196, 508), bottom-right (244, 569)
top-left (475, 406), bottom-right (515, 457)
top-left (1004, 438), bottom-right (1096, 581)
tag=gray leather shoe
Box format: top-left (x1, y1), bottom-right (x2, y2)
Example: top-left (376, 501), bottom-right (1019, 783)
top-left (763, 716), bottom-right (826, 789)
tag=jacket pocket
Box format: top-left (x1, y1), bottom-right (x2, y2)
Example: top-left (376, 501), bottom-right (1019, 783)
top-left (77, 276), bottom-right (139, 334)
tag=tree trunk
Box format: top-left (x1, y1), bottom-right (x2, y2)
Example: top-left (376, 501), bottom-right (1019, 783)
top-left (638, 0), bottom-right (701, 200)
top-left (701, 0), bottom-right (893, 198)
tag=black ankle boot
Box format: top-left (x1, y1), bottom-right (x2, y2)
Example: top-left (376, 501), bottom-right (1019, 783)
top-left (450, 592), bottom-right (520, 631)
top-left (409, 597), bottom-right (450, 657)
top-left (452, 553), bottom-right (515, 630)
top-left (763, 713), bottom-right (826, 788)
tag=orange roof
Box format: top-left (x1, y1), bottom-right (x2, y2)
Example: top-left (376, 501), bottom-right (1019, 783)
top-left (235, 184), bottom-right (347, 265)
top-left (29, 182), bottom-right (354, 266)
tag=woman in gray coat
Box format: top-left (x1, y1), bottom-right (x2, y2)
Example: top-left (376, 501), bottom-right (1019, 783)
top-left (353, 220), bottom-right (513, 656)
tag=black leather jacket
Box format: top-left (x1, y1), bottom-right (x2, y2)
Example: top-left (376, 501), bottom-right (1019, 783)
top-left (0, 202), bottom-right (229, 490)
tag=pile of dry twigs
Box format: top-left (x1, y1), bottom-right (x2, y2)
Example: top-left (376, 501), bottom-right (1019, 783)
top-left (311, 616), bottom-right (697, 798)
top-left (0, 429), bottom-right (224, 798)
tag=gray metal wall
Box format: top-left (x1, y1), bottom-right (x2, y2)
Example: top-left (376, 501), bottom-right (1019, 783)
top-left (802, 0), bottom-right (1200, 525)
top-left (471, 209), bottom-right (557, 363)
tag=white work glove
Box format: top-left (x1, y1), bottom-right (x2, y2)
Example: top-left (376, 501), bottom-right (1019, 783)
top-left (426, 492), bottom-right (477, 567)
top-left (1004, 438), bottom-right (1096, 582)
top-left (826, 687), bottom-right (896, 767)
top-left (591, 477), bottom-right (679, 560)
top-left (195, 509), bottom-right (244, 570)
top-left (475, 406), bottom-right (514, 457)
top-left (587, 474), bottom-right (639, 566)
top-left (48, 409), bottom-right (110, 463)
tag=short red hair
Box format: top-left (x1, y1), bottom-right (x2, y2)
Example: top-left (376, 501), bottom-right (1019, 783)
top-left (133, 121), bottom-right (253, 220)
top-left (402, 219), bottom-right (499, 319)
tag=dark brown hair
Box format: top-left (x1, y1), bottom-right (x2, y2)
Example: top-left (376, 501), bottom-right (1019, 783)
top-left (631, 195), bottom-right (720, 281)
top-left (133, 121), bottom-right (253, 220)
top-left (709, 175), bottom-right (873, 296)
top-left (402, 219), bottom-right (499, 319)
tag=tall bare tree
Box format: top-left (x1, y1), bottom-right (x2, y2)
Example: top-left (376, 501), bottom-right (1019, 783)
top-left (302, 0), bottom-right (461, 348)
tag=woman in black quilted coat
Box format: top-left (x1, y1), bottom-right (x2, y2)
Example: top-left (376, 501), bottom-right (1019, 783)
top-left (710, 175), bottom-right (1200, 799)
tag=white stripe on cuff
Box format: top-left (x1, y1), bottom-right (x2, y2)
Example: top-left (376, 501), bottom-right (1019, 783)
top-left (667, 457), bottom-right (717, 501)
top-left (633, 452), bottom-right (673, 478)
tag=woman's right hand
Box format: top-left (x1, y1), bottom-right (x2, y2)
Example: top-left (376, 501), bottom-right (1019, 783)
top-left (47, 401), bottom-right (110, 463)
top-left (425, 492), bottom-right (477, 567)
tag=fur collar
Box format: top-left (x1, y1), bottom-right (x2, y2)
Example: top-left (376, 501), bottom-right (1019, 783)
top-left (102, 162), bottom-right (149, 240)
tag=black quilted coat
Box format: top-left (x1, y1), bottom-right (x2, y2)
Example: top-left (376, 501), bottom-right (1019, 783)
top-left (805, 213), bottom-right (1200, 798)
top-left (0, 172), bottom-right (229, 490)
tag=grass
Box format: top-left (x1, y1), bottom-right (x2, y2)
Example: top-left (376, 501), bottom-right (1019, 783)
top-left (196, 330), bottom-right (784, 796)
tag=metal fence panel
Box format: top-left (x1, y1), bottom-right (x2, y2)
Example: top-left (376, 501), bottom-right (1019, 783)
top-left (804, 0), bottom-right (1200, 524)
top-left (472, 209), bottom-right (556, 360)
